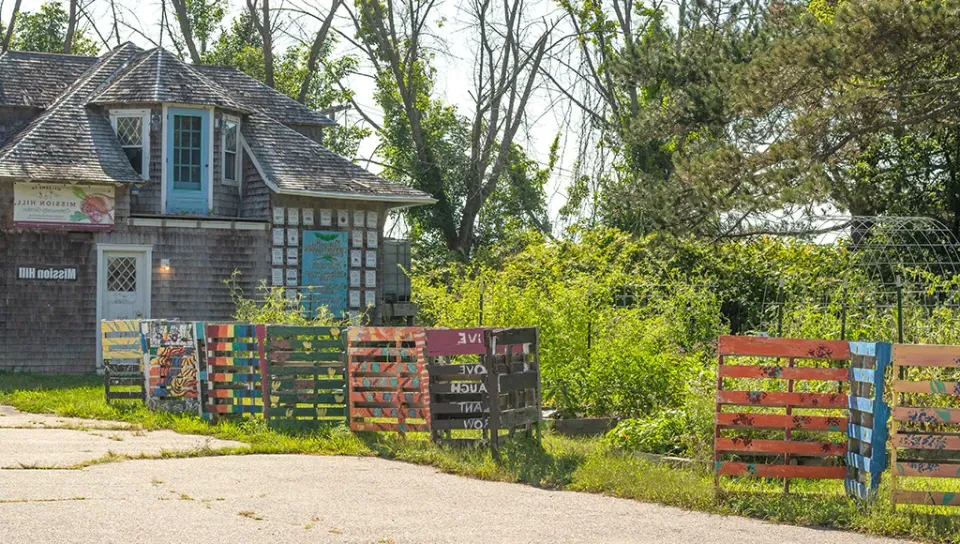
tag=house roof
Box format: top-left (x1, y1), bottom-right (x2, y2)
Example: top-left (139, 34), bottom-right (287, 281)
top-left (242, 113), bottom-right (434, 204)
top-left (89, 48), bottom-right (249, 113)
top-left (195, 65), bottom-right (335, 127)
top-left (0, 43), bottom-right (145, 184)
top-left (0, 43), bottom-right (434, 206)
top-left (0, 51), bottom-right (98, 108)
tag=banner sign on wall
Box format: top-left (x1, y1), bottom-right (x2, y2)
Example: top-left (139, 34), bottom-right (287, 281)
top-left (301, 231), bottom-right (348, 317)
top-left (13, 183), bottom-right (116, 230)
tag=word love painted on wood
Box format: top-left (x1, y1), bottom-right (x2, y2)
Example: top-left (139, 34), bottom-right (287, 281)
top-left (425, 328), bottom-right (487, 357)
top-left (425, 328), bottom-right (527, 357)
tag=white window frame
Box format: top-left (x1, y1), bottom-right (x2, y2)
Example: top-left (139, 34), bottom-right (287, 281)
top-left (109, 109), bottom-right (151, 181)
top-left (221, 114), bottom-right (241, 187)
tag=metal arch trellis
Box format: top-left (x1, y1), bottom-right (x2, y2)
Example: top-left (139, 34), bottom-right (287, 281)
top-left (760, 216), bottom-right (960, 341)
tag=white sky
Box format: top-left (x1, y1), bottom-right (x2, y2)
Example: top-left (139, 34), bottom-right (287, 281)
top-left (1, 0), bottom-right (578, 229)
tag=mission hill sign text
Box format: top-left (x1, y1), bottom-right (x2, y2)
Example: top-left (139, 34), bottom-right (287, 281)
top-left (13, 183), bottom-right (116, 231)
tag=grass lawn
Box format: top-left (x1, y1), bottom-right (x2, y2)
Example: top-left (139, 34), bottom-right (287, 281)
top-left (2, 372), bottom-right (960, 542)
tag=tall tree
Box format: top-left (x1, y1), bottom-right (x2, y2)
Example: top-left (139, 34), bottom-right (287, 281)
top-left (246, 0), bottom-right (274, 87)
top-left (350, 0), bottom-right (554, 260)
top-left (552, 0), bottom-right (776, 237)
top-left (1, 0), bottom-right (22, 52)
top-left (62, 0), bottom-right (76, 53)
top-left (9, 1), bottom-right (99, 55)
top-left (700, 0), bottom-right (960, 237)
top-left (206, 11), bottom-right (369, 159)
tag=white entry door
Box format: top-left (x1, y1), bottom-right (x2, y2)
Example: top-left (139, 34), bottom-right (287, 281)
top-left (101, 251), bottom-right (150, 320)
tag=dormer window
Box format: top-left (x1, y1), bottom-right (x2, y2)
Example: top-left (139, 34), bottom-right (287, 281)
top-left (110, 109), bottom-right (150, 180)
top-left (222, 115), bottom-right (240, 186)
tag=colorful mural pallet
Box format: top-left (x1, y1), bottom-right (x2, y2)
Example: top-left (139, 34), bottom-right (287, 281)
top-left (101, 320), bottom-right (146, 403)
top-left (347, 327), bottom-right (430, 434)
top-left (142, 320), bottom-right (203, 415)
top-left (484, 328), bottom-right (542, 450)
top-left (890, 344), bottom-right (960, 508)
top-left (426, 328), bottom-right (493, 445)
top-left (202, 324), bottom-right (265, 421)
top-left (845, 342), bottom-right (891, 500)
top-left (264, 325), bottom-right (347, 428)
top-left (714, 336), bottom-right (851, 493)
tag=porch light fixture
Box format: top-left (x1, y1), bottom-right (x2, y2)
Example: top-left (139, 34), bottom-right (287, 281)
top-left (160, 259), bottom-right (171, 272)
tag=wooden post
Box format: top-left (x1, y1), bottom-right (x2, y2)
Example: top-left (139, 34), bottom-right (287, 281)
top-left (257, 324), bottom-right (268, 420)
top-left (714, 352), bottom-right (724, 497)
top-left (784, 356), bottom-right (795, 494)
top-left (484, 329), bottom-right (501, 458)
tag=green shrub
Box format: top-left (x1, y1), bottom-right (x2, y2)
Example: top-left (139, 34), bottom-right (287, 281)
top-left (605, 411), bottom-right (690, 456)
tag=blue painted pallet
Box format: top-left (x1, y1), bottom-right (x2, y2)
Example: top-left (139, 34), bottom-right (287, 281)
top-left (844, 341), bottom-right (891, 500)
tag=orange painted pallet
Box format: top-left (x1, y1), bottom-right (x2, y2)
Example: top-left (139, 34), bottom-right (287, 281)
top-left (714, 336), bottom-right (851, 494)
top-left (346, 327), bottom-right (430, 434)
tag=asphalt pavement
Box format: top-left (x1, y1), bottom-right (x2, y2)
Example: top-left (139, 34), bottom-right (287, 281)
top-left (0, 406), bottom-right (908, 544)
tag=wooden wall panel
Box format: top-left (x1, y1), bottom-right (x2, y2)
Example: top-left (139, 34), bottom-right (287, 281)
top-left (202, 324), bottom-right (264, 420)
top-left (264, 325), bottom-right (346, 428)
top-left (101, 319), bottom-right (146, 403)
top-left (142, 320), bottom-right (203, 415)
top-left (891, 343), bottom-right (960, 509)
top-left (347, 327), bottom-right (429, 434)
top-left (843, 343), bottom-right (891, 499)
top-left (714, 335), bottom-right (850, 494)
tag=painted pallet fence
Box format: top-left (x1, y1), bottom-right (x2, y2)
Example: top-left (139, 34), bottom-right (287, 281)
top-left (426, 328), bottom-right (492, 445)
top-left (714, 336), bottom-right (850, 493)
top-left (890, 344), bottom-right (960, 508)
top-left (347, 327), bottom-right (430, 434)
top-left (484, 327), bottom-right (542, 451)
top-left (263, 325), bottom-right (346, 428)
top-left (142, 320), bottom-right (204, 415)
top-left (844, 342), bottom-right (891, 500)
top-left (101, 319), bottom-right (146, 403)
top-left (202, 324), bottom-right (265, 421)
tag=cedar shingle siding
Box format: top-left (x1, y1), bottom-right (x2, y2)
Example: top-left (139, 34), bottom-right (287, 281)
top-left (0, 44), bottom-right (433, 373)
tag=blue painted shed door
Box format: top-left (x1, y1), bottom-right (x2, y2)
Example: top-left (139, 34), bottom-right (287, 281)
top-left (166, 108), bottom-right (210, 214)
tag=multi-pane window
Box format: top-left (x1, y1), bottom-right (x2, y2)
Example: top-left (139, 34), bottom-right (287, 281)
top-left (222, 117), bottom-right (240, 185)
top-left (106, 256), bottom-right (137, 292)
top-left (173, 114), bottom-right (203, 191)
top-left (110, 110), bottom-right (149, 180)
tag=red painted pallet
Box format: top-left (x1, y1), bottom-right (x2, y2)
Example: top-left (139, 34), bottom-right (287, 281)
top-left (346, 327), bottom-right (430, 434)
top-left (715, 336), bottom-right (850, 493)
top-left (890, 344), bottom-right (960, 508)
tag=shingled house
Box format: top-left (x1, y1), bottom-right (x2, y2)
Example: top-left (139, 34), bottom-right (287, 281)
top-left (0, 43), bottom-right (434, 373)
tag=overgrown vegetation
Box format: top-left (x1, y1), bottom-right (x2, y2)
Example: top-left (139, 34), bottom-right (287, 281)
top-left (5, 372), bottom-right (960, 542)
top-left (413, 227), bottom-right (960, 459)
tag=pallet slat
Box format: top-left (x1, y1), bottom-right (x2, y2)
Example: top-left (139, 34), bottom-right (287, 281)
top-left (716, 438), bottom-right (846, 456)
top-left (715, 412), bottom-right (846, 430)
top-left (717, 391), bottom-right (848, 408)
top-left (716, 462), bottom-right (846, 479)
top-left (718, 336), bottom-right (850, 360)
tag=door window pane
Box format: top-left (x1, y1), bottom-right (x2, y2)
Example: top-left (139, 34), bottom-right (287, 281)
top-left (107, 257), bottom-right (137, 292)
top-left (172, 114), bottom-right (203, 191)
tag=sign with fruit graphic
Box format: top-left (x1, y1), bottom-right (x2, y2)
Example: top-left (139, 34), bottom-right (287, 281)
top-left (13, 183), bottom-right (115, 230)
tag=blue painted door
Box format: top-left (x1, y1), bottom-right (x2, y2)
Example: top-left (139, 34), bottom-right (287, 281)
top-left (166, 108), bottom-right (210, 214)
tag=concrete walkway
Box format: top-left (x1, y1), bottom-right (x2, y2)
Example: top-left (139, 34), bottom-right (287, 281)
top-left (0, 405), bottom-right (246, 468)
top-left (0, 406), bottom-right (908, 544)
